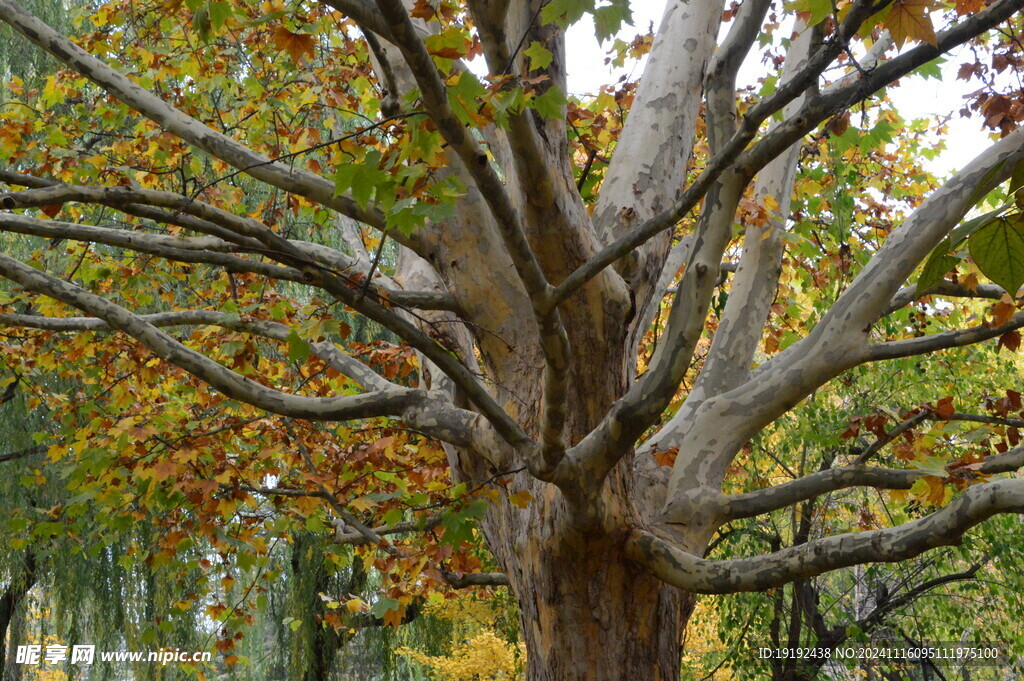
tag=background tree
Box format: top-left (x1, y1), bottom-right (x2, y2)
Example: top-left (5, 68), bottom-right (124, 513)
top-left (3, 0), bottom-right (1024, 679)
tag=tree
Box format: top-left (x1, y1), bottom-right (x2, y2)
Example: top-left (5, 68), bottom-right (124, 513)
top-left (2, 0), bottom-right (1024, 678)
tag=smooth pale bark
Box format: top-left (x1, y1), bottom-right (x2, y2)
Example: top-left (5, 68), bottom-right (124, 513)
top-left (592, 0), bottom-right (721, 366)
top-left (635, 21), bottom-right (813, 519)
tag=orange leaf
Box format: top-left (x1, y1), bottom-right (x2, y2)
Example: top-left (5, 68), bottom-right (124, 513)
top-left (652, 446), bottom-right (678, 467)
top-left (271, 26), bottom-right (316, 63)
top-left (382, 602), bottom-right (406, 628)
top-left (151, 460), bottom-right (178, 481)
top-left (40, 203), bottom-right (63, 218)
top-left (932, 396), bottom-right (955, 420)
top-left (990, 299), bottom-right (1016, 326)
top-left (409, 0), bottom-right (435, 19)
top-left (998, 329), bottom-right (1021, 352)
top-left (953, 0), bottom-right (984, 14)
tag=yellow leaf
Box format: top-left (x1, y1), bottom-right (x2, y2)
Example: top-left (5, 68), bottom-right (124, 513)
top-left (886, 0), bottom-right (938, 48)
top-left (345, 598), bottom-right (365, 614)
top-left (508, 490), bottom-right (533, 509)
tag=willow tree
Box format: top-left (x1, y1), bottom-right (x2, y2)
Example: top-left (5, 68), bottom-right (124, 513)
top-left (3, 0), bottom-right (1024, 677)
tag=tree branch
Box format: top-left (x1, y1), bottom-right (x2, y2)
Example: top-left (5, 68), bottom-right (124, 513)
top-left (0, 444), bottom-right (45, 464)
top-left (868, 310), bottom-right (1024, 361)
top-left (0, 213), bottom-right (308, 281)
top-left (654, 123), bottom-right (1024, 522)
top-left (0, 179), bottom-right (460, 312)
top-left (627, 478), bottom-right (1024, 594)
top-left (884, 280), bottom-right (1008, 316)
top-left (0, 0), bottom-right (434, 254)
top-left (371, 0), bottom-right (571, 478)
top-left (550, 0), bottom-right (881, 306)
top-left (0, 254), bottom-right (434, 420)
top-left (296, 436), bottom-right (508, 588)
top-left (717, 444), bottom-right (1024, 521)
top-left (0, 309), bottom-right (495, 448)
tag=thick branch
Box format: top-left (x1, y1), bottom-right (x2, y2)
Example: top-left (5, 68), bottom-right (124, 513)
top-left (371, 0), bottom-right (547, 304)
top-left (868, 310), bottom-right (1024, 361)
top-left (718, 444), bottom-right (1024, 521)
top-left (884, 280), bottom-right (1008, 315)
top-left (320, 0), bottom-right (398, 45)
top-left (1, 180), bottom-right (459, 312)
top-left (371, 0), bottom-right (570, 476)
top-left (590, 0), bottom-right (720, 277)
top-left (627, 478), bottom-right (1024, 594)
top-left (0, 309), bottom-right (491, 447)
top-left (551, 0), bottom-right (881, 306)
top-left (0, 255), bottom-right (432, 420)
top-left (2, 179), bottom-right (527, 449)
top-left (657, 124), bottom-right (1024, 519)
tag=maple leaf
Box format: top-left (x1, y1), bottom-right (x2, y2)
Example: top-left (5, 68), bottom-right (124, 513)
top-left (953, 0), bottom-right (985, 14)
top-left (409, 0), bottom-right (435, 20)
top-left (382, 602), bottom-right (407, 628)
top-left (990, 299), bottom-right (1017, 326)
top-left (271, 26), bottom-right (316, 64)
top-left (886, 0), bottom-right (938, 48)
top-left (998, 329), bottom-right (1021, 352)
top-left (508, 490), bottom-right (533, 509)
top-left (931, 396), bottom-right (956, 420)
top-left (911, 475), bottom-right (951, 506)
top-left (40, 203), bottom-right (63, 218)
top-left (652, 446), bottom-right (678, 467)
top-left (151, 459), bottom-right (178, 481)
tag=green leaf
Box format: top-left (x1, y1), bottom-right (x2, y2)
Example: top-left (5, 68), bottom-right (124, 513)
top-left (192, 6), bottom-right (211, 42)
top-left (947, 203), bottom-right (1012, 247)
top-left (350, 170), bottom-right (380, 210)
top-left (531, 86), bottom-right (566, 120)
top-left (912, 56), bottom-right (944, 81)
top-left (911, 455), bottom-right (949, 477)
top-left (540, 0), bottom-right (592, 28)
top-left (786, 0), bottom-right (832, 26)
top-left (593, 2), bottom-right (632, 43)
top-left (286, 329), bottom-right (311, 362)
top-left (1010, 160), bottom-right (1024, 211)
top-left (333, 163), bottom-right (387, 210)
top-left (370, 597), bottom-right (400, 619)
top-left (917, 244), bottom-right (960, 292)
top-left (968, 214), bottom-right (1024, 297)
top-left (208, 1), bottom-right (233, 30)
top-left (524, 41), bottom-right (553, 70)
top-left (966, 159), bottom-right (1007, 207)
top-left (447, 71), bottom-right (487, 126)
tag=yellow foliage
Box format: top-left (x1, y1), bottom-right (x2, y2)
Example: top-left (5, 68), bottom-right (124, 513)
top-left (397, 632), bottom-right (524, 681)
top-left (397, 595), bottom-right (524, 680)
top-left (681, 597), bottom-right (734, 680)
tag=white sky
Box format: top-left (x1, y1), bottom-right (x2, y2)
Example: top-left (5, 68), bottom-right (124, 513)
top-left (563, 1), bottom-right (994, 178)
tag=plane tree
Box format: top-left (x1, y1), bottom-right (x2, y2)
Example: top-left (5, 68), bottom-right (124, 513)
top-left (2, 0), bottom-right (1024, 678)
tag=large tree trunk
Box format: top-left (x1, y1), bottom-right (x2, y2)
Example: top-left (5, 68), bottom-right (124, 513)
top-left (483, 470), bottom-right (703, 681)
top-left (512, 539), bottom-right (685, 681)
top-left (479, 433), bottom-right (693, 680)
